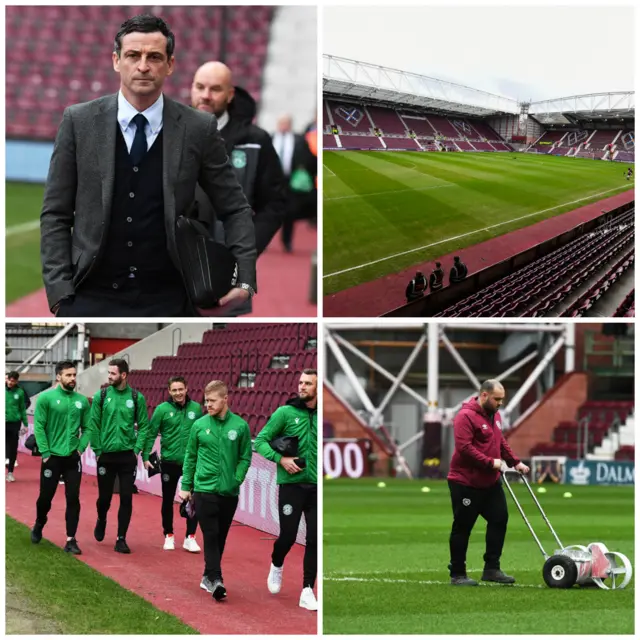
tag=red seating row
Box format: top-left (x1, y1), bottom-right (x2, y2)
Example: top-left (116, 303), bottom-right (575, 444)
top-left (436, 210), bottom-right (634, 318)
top-left (614, 289), bottom-right (635, 317)
top-left (7, 6), bottom-right (273, 140)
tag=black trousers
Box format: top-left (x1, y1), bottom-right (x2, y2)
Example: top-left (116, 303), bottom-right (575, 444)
top-left (36, 454), bottom-right (83, 537)
top-left (6, 421), bottom-right (21, 473)
top-left (448, 479), bottom-right (509, 577)
top-left (56, 284), bottom-right (193, 318)
top-left (96, 451), bottom-right (138, 539)
top-left (273, 483), bottom-right (317, 589)
top-left (194, 493), bottom-right (238, 581)
top-left (161, 461), bottom-right (197, 536)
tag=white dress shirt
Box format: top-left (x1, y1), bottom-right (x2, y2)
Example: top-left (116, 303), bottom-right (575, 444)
top-left (117, 91), bottom-right (164, 152)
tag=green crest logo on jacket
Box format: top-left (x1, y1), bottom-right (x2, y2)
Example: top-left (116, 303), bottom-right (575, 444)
top-left (188, 411), bottom-right (196, 419)
top-left (75, 401), bottom-right (82, 409)
top-left (231, 149), bottom-right (247, 169)
top-left (228, 430), bottom-right (238, 441)
top-left (126, 399), bottom-right (134, 408)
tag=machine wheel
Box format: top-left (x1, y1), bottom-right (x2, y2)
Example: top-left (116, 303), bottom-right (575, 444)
top-left (543, 555), bottom-right (578, 588)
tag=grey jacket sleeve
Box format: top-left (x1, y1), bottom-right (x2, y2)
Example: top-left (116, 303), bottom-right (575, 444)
top-left (40, 107), bottom-right (78, 310)
top-left (197, 116), bottom-right (257, 291)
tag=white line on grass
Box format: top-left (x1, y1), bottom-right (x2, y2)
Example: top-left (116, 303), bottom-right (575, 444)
top-left (6, 219), bottom-right (40, 237)
top-left (325, 575), bottom-right (545, 589)
top-left (323, 163), bottom-right (336, 177)
top-left (325, 184), bottom-right (454, 201)
top-left (324, 184), bottom-right (632, 279)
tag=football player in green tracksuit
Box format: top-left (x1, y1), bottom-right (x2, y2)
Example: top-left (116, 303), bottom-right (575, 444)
top-left (254, 368), bottom-right (318, 611)
top-left (90, 358), bottom-right (149, 554)
top-left (143, 376), bottom-right (203, 552)
top-left (31, 361), bottom-right (91, 555)
top-left (180, 380), bottom-right (252, 602)
top-left (6, 371), bottom-right (29, 482)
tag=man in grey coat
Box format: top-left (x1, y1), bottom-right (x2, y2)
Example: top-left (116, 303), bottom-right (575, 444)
top-left (40, 14), bottom-right (257, 317)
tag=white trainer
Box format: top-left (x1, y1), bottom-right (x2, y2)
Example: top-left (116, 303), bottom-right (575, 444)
top-left (268, 563), bottom-right (284, 594)
top-left (6, 472), bottom-right (15, 483)
top-left (163, 534), bottom-right (175, 550)
top-left (183, 535), bottom-right (201, 553)
top-left (299, 587), bottom-right (318, 611)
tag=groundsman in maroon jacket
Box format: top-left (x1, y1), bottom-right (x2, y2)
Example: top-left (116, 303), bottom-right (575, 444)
top-left (448, 395), bottom-right (521, 489)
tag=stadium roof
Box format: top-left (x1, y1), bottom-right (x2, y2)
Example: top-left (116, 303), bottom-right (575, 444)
top-left (528, 92), bottom-right (635, 125)
top-left (324, 56), bottom-right (635, 124)
top-left (323, 55), bottom-right (519, 117)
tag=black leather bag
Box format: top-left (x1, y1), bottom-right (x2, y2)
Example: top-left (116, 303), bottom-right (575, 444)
top-left (175, 215), bottom-right (237, 308)
top-left (146, 451), bottom-right (162, 478)
top-left (270, 435), bottom-right (306, 468)
top-left (24, 433), bottom-right (41, 457)
top-left (270, 435), bottom-right (299, 457)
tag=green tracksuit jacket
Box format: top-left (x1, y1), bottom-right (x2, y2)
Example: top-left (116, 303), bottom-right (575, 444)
top-left (89, 385), bottom-right (149, 457)
top-left (143, 397), bottom-right (203, 463)
top-left (181, 410), bottom-right (252, 496)
top-left (33, 386), bottom-right (91, 459)
top-left (254, 396), bottom-right (317, 485)
top-left (6, 385), bottom-right (28, 425)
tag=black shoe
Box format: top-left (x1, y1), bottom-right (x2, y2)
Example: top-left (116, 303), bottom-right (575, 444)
top-left (64, 538), bottom-right (82, 555)
top-left (450, 575), bottom-right (479, 586)
top-left (481, 569), bottom-right (515, 584)
top-left (30, 522), bottom-right (43, 544)
top-left (212, 579), bottom-right (227, 601)
top-left (94, 518), bottom-right (106, 542)
top-left (114, 538), bottom-right (131, 554)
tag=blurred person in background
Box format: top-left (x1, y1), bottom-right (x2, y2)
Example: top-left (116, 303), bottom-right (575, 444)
top-left (40, 14), bottom-right (257, 318)
top-left (5, 371), bottom-right (29, 482)
top-left (190, 61), bottom-right (287, 315)
top-left (273, 115), bottom-right (317, 253)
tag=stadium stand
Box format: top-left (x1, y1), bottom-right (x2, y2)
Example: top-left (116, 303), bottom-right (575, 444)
top-left (128, 323), bottom-right (317, 436)
top-left (324, 100), bottom-right (515, 152)
top-left (531, 400), bottom-right (634, 458)
top-left (435, 209), bottom-right (634, 318)
top-left (6, 6), bottom-right (274, 140)
top-left (614, 289), bottom-right (635, 317)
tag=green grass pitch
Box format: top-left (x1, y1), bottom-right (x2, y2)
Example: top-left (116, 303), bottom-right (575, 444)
top-left (323, 478), bottom-right (634, 634)
top-left (323, 152), bottom-right (634, 294)
top-left (6, 516), bottom-right (197, 634)
top-left (6, 181), bottom-right (45, 303)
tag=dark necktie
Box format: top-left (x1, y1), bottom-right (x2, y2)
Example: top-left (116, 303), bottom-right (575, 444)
top-left (130, 113), bottom-right (148, 166)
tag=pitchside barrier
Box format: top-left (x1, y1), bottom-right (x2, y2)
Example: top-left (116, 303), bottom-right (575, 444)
top-left (19, 422), bottom-right (306, 544)
top-left (531, 455), bottom-right (634, 487)
top-left (323, 438), bottom-right (374, 479)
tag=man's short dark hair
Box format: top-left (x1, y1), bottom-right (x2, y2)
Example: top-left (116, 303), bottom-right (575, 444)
top-left (302, 368), bottom-right (317, 377)
top-left (435, 262), bottom-right (441, 268)
top-left (114, 14), bottom-right (175, 59)
top-left (454, 256), bottom-right (460, 262)
top-left (7, 371), bottom-right (19, 381)
top-left (109, 358), bottom-right (129, 375)
top-left (55, 360), bottom-right (76, 376)
top-left (168, 376), bottom-right (187, 388)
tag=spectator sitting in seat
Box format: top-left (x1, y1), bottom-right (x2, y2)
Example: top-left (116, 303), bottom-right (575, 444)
top-left (429, 262), bottom-right (445, 292)
top-left (449, 256), bottom-right (468, 284)
top-left (405, 271), bottom-right (427, 303)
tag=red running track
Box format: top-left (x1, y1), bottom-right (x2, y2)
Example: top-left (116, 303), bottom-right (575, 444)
top-left (6, 223), bottom-right (317, 318)
top-left (6, 454), bottom-right (317, 635)
top-left (324, 190), bottom-right (634, 317)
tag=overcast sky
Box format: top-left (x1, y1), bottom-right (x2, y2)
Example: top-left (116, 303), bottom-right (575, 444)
top-left (323, 6), bottom-right (634, 102)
